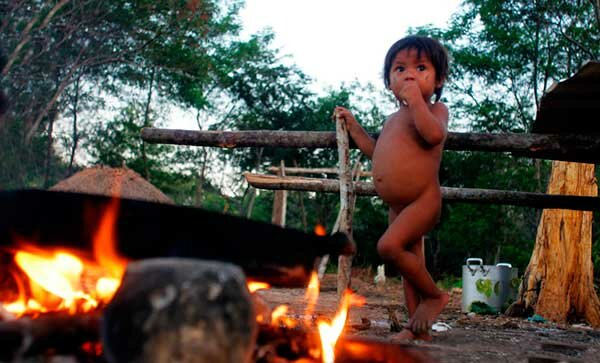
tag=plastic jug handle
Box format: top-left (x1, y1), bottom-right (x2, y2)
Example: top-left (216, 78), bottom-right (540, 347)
top-left (466, 258), bottom-right (483, 272)
top-left (496, 263), bottom-right (512, 268)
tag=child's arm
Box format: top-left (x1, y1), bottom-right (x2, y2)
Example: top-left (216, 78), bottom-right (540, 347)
top-left (400, 82), bottom-right (448, 146)
top-left (410, 101), bottom-right (448, 146)
top-left (333, 106), bottom-right (376, 159)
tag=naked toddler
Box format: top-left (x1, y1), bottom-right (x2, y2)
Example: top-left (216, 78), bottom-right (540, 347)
top-left (334, 35), bottom-right (450, 340)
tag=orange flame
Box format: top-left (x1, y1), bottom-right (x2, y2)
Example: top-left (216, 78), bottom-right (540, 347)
top-left (93, 198), bottom-right (128, 279)
top-left (271, 304), bottom-right (297, 327)
top-left (318, 290), bottom-right (365, 363)
top-left (303, 271), bottom-right (320, 323)
top-left (0, 198), bottom-right (129, 317)
top-left (247, 281), bottom-right (270, 293)
top-left (314, 224), bottom-right (327, 236)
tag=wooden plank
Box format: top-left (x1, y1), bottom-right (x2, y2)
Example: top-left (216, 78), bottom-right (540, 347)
top-left (244, 173), bottom-right (600, 211)
top-left (141, 128), bottom-right (600, 163)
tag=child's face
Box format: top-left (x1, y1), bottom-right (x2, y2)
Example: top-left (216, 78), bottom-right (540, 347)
top-left (388, 48), bottom-right (443, 103)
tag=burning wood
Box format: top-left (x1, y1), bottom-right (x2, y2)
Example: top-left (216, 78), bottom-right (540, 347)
top-left (0, 189), bottom-right (428, 362)
top-left (0, 197), bottom-right (126, 317)
top-left (0, 312), bottom-right (100, 361)
top-left (0, 258), bottom-right (434, 363)
top-left (0, 189), bottom-right (354, 287)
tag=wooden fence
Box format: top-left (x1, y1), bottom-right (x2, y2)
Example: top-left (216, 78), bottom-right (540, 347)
top-left (142, 126), bottom-right (600, 296)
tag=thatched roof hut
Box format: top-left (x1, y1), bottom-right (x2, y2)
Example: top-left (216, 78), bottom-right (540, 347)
top-left (50, 166), bottom-right (174, 204)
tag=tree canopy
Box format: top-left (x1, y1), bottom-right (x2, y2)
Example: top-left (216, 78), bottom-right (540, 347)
top-left (0, 0), bottom-right (598, 277)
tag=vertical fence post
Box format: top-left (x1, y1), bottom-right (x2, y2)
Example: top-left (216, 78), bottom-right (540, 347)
top-left (317, 159), bottom-right (362, 280)
top-left (271, 160), bottom-right (287, 227)
top-left (335, 113), bottom-right (355, 300)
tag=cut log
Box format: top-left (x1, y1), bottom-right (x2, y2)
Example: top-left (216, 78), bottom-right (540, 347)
top-left (244, 173), bottom-right (600, 211)
top-left (508, 161), bottom-right (600, 326)
top-left (0, 190), bottom-right (354, 287)
top-left (102, 258), bottom-right (256, 363)
top-left (0, 312), bottom-right (100, 360)
top-left (141, 128), bottom-right (600, 163)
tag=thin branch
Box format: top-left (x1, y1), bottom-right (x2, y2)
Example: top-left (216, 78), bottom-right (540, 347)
top-left (25, 44), bottom-right (87, 141)
top-left (557, 18), bottom-right (596, 60)
top-left (0, 0), bottom-right (28, 33)
top-left (508, 69), bottom-right (531, 131)
top-left (2, 0), bottom-right (70, 75)
top-left (591, 0), bottom-right (600, 31)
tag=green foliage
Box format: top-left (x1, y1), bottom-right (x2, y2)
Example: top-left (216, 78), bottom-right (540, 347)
top-left (437, 275), bottom-right (462, 290)
top-left (1, 0), bottom-right (278, 189)
top-left (0, 118), bottom-right (69, 189)
top-left (3, 0), bottom-right (598, 282)
top-left (84, 101), bottom-right (227, 207)
top-left (469, 301), bottom-right (498, 315)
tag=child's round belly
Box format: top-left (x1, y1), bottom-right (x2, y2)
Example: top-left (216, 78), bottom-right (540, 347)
top-left (372, 162), bottom-right (439, 206)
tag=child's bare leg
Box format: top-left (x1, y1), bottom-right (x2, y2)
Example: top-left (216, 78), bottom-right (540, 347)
top-left (388, 209), bottom-right (420, 341)
top-left (378, 191), bottom-right (448, 335)
top-left (388, 208), bottom-right (420, 317)
top-left (403, 239), bottom-right (423, 316)
top-left (391, 241), bottom-right (432, 339)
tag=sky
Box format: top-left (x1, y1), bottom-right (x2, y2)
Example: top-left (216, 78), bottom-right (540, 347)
top-left (168, 0), bottom-right (462, 130)
top-left (239, 0), bottom-right (462, 92)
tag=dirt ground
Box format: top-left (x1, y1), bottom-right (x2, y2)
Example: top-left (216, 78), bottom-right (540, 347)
top-left (257, 271), bottom-right (600, 363)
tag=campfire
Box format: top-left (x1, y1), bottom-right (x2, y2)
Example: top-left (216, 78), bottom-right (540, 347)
top-left (2, 198), bottom-right (126, 318)
top-left (0, 190), bottom-right (431, 363)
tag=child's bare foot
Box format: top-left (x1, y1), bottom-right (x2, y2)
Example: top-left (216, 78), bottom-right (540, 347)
top-left (407, 292), bottom-right (449, 334)
top-left (390, 328), bottom-right (433, 342)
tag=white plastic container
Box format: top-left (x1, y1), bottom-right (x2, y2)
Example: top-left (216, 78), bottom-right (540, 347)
top-left (461, 258), bottom-right (519, 313)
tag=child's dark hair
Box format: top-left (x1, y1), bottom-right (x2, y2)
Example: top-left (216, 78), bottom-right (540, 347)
top-left (383, 35), bottom-right (449, 102)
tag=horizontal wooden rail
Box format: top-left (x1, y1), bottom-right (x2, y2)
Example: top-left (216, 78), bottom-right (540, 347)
top-left (142, 128), bottom-right (600, 163)
top-left (267, 166), bottom-right (372, 177)
top-left (244, 173), bottom-right (600, 211)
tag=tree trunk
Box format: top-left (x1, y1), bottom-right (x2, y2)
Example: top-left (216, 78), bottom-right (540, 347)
top-left (67, 75), bottom-right (81, 176)
top-left (43, 107), bottom-right (58, 188)
top-left (294, 160), bottom-right (308, 231)
top-left (243, 148), bottom-right (263, 218)
top-left (511, 161), bottom-right (600, 326)
top-left (141, 67), bottom-right (155, 180)
top-left (194, 149), bottom-right (208, 207)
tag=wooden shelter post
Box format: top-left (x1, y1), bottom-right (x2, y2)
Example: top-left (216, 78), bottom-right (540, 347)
top-left (271, 160), bottom-right (287, 227)
top-left (335, 113), bottom-right (355, 299)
